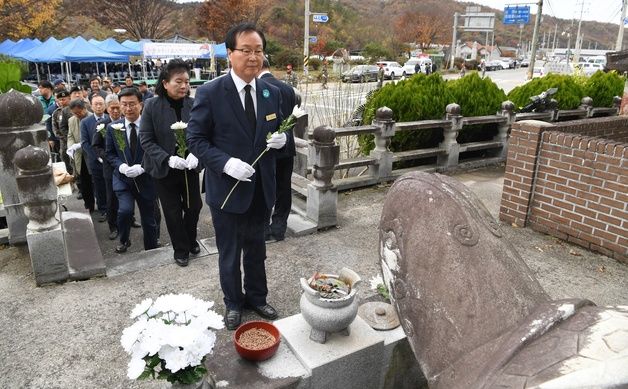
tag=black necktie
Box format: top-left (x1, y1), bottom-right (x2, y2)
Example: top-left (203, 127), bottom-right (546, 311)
top-left (129, 123), bottom-right (138, 159)
top-left (244, 84), bottom-right (256, 134)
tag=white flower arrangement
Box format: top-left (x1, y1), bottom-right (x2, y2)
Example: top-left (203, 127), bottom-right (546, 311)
top-left (111, 123), bottom-right (125, 131)
top-left (170, 121), bottom-right (188, 130)
top-left (121, 294), bottom-right (224, 385)
top-left (96, 123), bottom-right (105, 131)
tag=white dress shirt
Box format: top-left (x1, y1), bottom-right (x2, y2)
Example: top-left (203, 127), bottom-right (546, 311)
top-left (230, 72), bottom-right (257, 116)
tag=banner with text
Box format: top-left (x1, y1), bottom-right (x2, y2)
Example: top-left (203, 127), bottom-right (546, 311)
top-left (143, 43), bottom-right (212, 58)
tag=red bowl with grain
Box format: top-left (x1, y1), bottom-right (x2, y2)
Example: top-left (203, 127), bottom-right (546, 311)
top-left (234, 321), bottom-right (281, 361)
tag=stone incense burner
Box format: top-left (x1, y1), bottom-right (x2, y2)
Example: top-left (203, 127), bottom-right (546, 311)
top-left (299, 267), bottom-right (361, 344)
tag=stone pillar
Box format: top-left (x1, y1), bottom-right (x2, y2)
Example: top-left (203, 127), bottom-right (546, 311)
top-left (437, 103), bottom-right (462, 170)
top-left (0, 90), bottom-right (49, 244)
top-left (292, 113), bottom-right (310, 177)
top-left (369, 107), bottom-right (395, 181)
top-left (494, 101), bottom-right (515, 159)
top-left (579, 96), bottom-right (593, 118)
top-left (307, 126), bottom-right (339, 229)
top-left (14, 145), bottom-right (68, 285)
top-left (613, 95), bottom-right (622, 114)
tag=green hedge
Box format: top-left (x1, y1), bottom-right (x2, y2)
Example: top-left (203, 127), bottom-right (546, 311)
top-left (583, 71), bottom-right (625, 107)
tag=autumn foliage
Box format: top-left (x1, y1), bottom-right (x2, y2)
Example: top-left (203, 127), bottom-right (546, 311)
top-left (0, 0), bottom-right (61, 39)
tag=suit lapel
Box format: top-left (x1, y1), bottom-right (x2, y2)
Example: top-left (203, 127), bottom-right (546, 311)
top-left (224, 76), bottom-right (253, 142)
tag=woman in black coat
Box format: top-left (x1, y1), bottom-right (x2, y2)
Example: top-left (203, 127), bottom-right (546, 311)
top-left (140, 59), bottom-right (202, 266)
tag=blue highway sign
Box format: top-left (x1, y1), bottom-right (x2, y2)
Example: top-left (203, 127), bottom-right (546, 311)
top-left (313, 14), bottom-right (329, 23)
top-left (503, 6), bottom-right (530, 25)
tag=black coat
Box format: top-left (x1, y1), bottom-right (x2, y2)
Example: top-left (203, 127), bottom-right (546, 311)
top-left (259, 73), bottom-right (296, 158)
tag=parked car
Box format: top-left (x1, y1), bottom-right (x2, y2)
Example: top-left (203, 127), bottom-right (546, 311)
top-left (403, 57), bottom-right (433, 75)
top-left (376, 61), bottom-right (405, 79)
top-left (520, 58), bottom-right (530, 67)
top-left (341, 65), bottom-right (380, 83)
top-left (485, 60), bottom-right (503, 71)
top-left (532, 66), bottom-right (544, 78)
top-left (577, 62), bottom-right (604, 76)
top-left (498, 58), bottom-right (514, 69)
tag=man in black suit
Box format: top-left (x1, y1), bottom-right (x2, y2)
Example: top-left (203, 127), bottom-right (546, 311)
top-left (258, 58), bottom-right (296, 242)
top-left (105, 87), bottom-right (159, 254)
top-left (187, 23), bottom-right (285, 330)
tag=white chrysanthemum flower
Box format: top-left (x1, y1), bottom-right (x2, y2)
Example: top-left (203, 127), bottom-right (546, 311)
top-left (170, 121), bottom-right (188, 130)
top-left (369, 274), bottom-right (384, 290)
top-left (130, 298), bottom-right (153, 319)
top-left (96, 123), bottom-right (105, 131)
top-left (111, 123), bottom-right (125, 131)
top-left (127, 357), bottom-right (146, 379)
top-left (160, 345), bottom-right (189, 373)
top-left (291, 105), bottom-right (306, 118)
top-left (120, 317), bottom-right (149, 353)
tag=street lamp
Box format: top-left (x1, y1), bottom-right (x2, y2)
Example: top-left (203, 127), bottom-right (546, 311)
top-left (113, 28), bottom-right (127, 34)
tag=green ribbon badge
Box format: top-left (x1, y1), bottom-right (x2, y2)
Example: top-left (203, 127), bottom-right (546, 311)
top-left (262, 89), bottom-right (270, 98)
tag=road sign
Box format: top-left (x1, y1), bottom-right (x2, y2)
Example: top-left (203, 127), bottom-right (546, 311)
top-left (312, 14), bottom-right (329, 23)
top-left (309, 36), bottom-right (317, 43)
top-left (503, 6), bottom-right (530, 25)
top-left (624, 17), bottom-right (628, 26)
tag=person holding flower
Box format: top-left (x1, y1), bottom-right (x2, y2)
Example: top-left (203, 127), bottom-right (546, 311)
top-left (187, 22), bottom-right (285, 330)
top-left (140, 59), bottom-right (202, 267)
top-left (105, 88), bottom-right (159, 254)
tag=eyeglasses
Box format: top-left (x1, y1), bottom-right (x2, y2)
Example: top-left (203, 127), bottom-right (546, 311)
top-left (120, 102), bottom-right (139, 109)
top-left (233, 48), bottom-right (264, 57)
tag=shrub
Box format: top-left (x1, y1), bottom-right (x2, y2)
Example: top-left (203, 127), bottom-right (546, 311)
top-left (583, 71), bottom-right (625, 107)
top-left (507, 73), bottom-right (585, 110)
top-left (308, 57), bottom-right (322, 71)
top-left (274, 50), bottom-right (302, 69)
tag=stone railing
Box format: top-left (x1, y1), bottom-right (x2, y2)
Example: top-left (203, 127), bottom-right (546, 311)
top-left (291, 96), bottom-right (620, 231)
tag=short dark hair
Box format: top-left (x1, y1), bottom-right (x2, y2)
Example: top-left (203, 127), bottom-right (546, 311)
top-left (118, 87), bottom-right (143, 102)
top-left (225, 22), bottom-right (266, 51)
top-left (69, 86), bottom-right (82, 94)
top-left (39, 80), bottom-right (54, 90)
top-left (154, 58), bottom-right (189, 97)
top-left (125, 76), bottom-right (133, 81)
top-left (69, 98), bottom-right (86, 110)
top-left (89, 76), bottom-right (100, 83)
top-left (262, 58), bottom-right (270, 69)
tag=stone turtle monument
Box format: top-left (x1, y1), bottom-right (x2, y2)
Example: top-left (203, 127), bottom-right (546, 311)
top-left (379, 172), bottom-right (628, 388)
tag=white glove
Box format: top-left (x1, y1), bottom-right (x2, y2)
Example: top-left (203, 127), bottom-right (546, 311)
top-left (119, 163), bottom-right (129, 175)
top-left (186, 153), bottom-right (199, 170)
top-left (266, 132), bottom-right (287, 149)
top-left (66, 148), bottom-right (75, 159)
top-left (97, 157), bottom-right (103, 163)
top-left (125, 164), bottom-right (145, 178)
top-left (223, 158), bottom-right (254, 182)
top-left (168, 155), bottom-right (188, 170)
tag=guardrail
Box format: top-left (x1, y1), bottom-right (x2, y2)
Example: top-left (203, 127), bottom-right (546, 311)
top-left (292, 96), bottom-right (620, 230)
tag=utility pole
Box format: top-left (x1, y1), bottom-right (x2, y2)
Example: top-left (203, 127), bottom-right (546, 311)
top-left (450, 12), bottom-right (459, 70)
top-left (574, 0), bottom-right (585, 63)
top-left (527, 0), bottom-right (543, 80)
top-left (303, 0), bottom-right (310, 79)
top-left (552, 24), bottom-right (558, 52)
top-left (616, 0), bottom-right (628, 51)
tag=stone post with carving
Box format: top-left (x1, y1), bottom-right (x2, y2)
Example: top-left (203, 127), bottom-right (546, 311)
top-left (437, 103), bottom-right (462, 170)
top-left (0, 90), bottom-right (49, 244)
top-left (307, 126), bottom-right (339, 229)
top-left (579, 96), bottom-right (593, 118)
top-left (369, 107), bottom-right (395, 181)
top-left (495, 101), bottom-right (515, 159)
top-left (292, 113), bottom-right (310, 177)
top-left (14, 145), bottom-right (68, 285)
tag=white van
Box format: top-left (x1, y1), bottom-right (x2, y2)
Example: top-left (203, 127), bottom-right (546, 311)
top-left (403, 57), bottom-right (433, 75)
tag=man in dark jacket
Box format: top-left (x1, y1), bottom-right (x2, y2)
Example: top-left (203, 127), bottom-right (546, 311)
top-left (258, 58), bottom-right (296, 242)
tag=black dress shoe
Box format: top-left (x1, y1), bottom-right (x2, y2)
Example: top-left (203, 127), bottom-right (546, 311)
top-left (77, 193), bottom-right (83, 200)
top-left (246, 303), bottom-right (278, 320)
top-left (174, 255), bottom-right (189, 267)
top-left (115, 240), bottom-right (131, 253)
top-left (190, 244), bottom-right (201, 255)
top-left (98, 213), bottom-right (107, 223)
top-left (108, 230), bottom-right (119, 240)
top-left (131, 220), bottom-right (141, 228)
top-left (225, 309), bottom-right (242, 330)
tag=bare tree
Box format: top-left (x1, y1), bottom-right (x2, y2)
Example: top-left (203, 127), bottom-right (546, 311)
top-left (197, 0), bottom-right (266, 42)
top-left (85, 0), bottom-right (177, 39)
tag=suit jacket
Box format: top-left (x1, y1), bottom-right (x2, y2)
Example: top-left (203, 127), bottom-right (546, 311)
top-left (259, 73), bottom-right (296, 158)
top-left (80, 113), bottom-right (108, 173)
top-left (68, 114), bottom-right (89, 174)
top-left (139, 95), bottom-right (194, 179)
top-left (186, 73), bottom-right (283, 213)
top-left (105, 118), bottom-right (155, 196)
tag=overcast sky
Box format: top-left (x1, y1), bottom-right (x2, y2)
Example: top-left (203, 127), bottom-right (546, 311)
top-left (457, 0), bottom-right (625, 25)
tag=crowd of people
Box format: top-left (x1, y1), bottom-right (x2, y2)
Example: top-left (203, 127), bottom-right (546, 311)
top-left (36, 23), bottom-right (296, 330)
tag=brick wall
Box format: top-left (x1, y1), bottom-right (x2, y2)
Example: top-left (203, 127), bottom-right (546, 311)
top-left (500, 118), bottom-right (628, 263)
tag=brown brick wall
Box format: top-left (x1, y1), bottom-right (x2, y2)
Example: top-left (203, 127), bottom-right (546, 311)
top-left (551, 116), bottom-right (628, 143)
top-left (500, 117), bottom-right (628, 262)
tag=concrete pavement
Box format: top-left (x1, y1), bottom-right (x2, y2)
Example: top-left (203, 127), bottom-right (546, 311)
top-left (1, 165), bottom-right (626, 388)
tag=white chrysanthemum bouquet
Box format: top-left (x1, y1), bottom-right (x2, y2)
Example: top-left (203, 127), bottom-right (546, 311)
top-left (121, 294), bottom-right (224, 385)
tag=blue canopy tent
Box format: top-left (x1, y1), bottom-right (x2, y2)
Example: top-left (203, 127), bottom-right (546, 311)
top-left (5, 38), bottom-right (41, 57)
top-left (213, 43), bottom-right (227, 58)
top-left (121, 40), bottom-right (147, 53)
top-left (0, 39), bottom-right (17, 55)
top-left (59, 36), bottom-right (129, 83)
top-left (16, 37), bottom-right (64, 62)
top-left (95, 38), bottom-right (142, 56)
